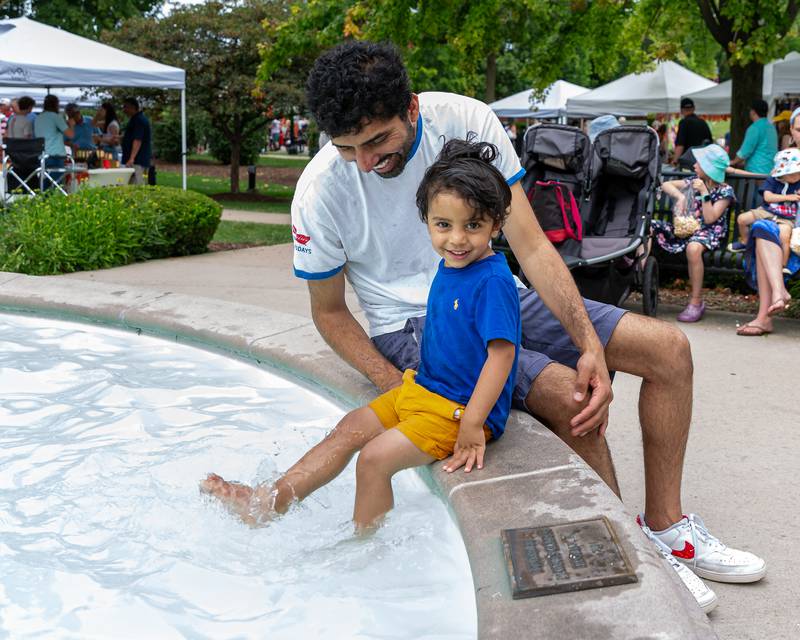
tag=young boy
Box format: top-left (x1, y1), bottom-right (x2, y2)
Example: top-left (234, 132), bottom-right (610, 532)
top-left (201, 138), bottom-right (522, 530)
top-left (729, 148), bottom-right (800, 271)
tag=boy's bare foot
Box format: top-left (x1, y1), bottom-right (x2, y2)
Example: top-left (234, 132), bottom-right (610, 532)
top-left (200, 473), bottom-right (275, 527)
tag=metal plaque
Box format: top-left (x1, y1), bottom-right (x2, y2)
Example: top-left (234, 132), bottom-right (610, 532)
top-left (501, 517), bottom-right (637, 599)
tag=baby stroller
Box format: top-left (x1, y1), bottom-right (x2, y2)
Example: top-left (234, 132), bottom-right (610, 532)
top-left (519, 123), bottom-right (661, 316)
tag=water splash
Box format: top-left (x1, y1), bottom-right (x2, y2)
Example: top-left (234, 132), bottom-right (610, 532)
top-left (0, 314), bottom-right (476, 639)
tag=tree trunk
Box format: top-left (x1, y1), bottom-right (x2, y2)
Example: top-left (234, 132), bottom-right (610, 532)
top-left (728, 60), bottom-right (764, 154)
top-left (229, 137), bottom-right (241, 194)
top-left (485, 52), bottom-right (497, 103)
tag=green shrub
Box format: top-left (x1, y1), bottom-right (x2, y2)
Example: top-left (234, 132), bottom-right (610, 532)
top-left (152, 108), bottom-right (201, 163)
top-left (0, 186), bottom-right (222, 275)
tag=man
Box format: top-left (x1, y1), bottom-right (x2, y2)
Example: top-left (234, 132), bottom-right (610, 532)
top-left (671, 98), bottom-right (712, 165)
top-left (121, 97), bottom-right (152, 185)
top-left (64, 103), bottom-right (96, 152)
top-left (290, 42), bottom-right (765, 611)
top-left (730, 99), bottom-right (778, 174)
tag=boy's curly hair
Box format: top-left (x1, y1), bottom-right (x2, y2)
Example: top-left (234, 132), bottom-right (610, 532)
top-left (416, 137), bottom-right (512, 226)
top-left (306, 41), bottom-right (412, 138)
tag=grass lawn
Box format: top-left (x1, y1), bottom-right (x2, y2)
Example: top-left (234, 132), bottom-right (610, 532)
top-left (187, 152), bottom-right (310, 169)
top-left (211, 221), bottom-right (291, 246)
top-left (157, 170), bottom-right (293, 213)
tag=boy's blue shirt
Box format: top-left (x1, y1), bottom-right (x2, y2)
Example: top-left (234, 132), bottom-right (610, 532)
top-left (415, 252), bottom-right (521, 439)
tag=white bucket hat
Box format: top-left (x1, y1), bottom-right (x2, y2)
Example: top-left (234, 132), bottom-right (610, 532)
top-left (771, 148), bottom-right (800, 178)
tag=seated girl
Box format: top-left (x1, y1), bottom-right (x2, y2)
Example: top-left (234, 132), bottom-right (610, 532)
top-left (651, 144), bottom-right (734, 323)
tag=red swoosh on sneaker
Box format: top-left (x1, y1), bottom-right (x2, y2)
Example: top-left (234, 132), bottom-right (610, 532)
top-left (672, 542), bottom-right (695, 559)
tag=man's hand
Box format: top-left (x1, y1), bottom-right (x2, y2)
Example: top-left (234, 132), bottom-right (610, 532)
top-left (443, 423), bottom-right (485, 473)
top-left (569, 349), bottom-right (613, 438)
top-left (125, 161), bottom-right (134, 168)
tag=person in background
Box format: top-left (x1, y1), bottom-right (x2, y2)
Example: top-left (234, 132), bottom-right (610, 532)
top-left (121, 97), bottom-right (151, 185)
top-left (653, 122), bottom-right (669, 165)
top-left (773, 110), bottom-right (794, 150)
top-left (64, 103), bottom-right (96, 152)
top-left (5, 96), bottom-right (35, 139)
top-left (671, 98), bottom-right (712, 165)
top-left (588, 114), bottom-right (619, 142)
top-left (270, 118), bottom-right (280, 150)
top-left (0, 97), bottom-right (12, 141)
top-left (33, 94), bottom-right (74, 185)
top-left (730, 99), bottom-right (778, 174)
top-left (651, 145), bottom-right (734, 322)
top-left (94, 102), bottom-right (121, 159)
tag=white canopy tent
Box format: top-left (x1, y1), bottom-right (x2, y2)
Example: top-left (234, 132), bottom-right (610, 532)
top-left (0, 17), bottom-right (187, 188)
top-left (489, 80), bottom-right (589, 119)
top-left (682, 52), bottom-right (800, 115)
top-left (566, 61), bottom-right (715, 117)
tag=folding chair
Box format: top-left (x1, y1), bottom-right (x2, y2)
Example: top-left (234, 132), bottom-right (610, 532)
top-left (1, 137), bottom-right (70, 203)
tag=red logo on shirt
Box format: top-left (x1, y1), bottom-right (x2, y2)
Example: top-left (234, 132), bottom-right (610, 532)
top-left (292, 225), bottom-right (311, 245)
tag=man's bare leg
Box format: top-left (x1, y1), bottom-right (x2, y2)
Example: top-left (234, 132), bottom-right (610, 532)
top-left (525, 363), bottom-right (621, 497)
top-left (201, 406), bottom-right (385, 526)
top-left (604, 313), bottom-right (692, 531)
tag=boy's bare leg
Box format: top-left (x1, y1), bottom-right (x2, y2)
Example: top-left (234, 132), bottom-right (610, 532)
top-left (737, 211), bottom-right (755, 244)
top-left (201, 406), bottom-right (385, 526)
top-left (353, 428), bottom-right (434, 531)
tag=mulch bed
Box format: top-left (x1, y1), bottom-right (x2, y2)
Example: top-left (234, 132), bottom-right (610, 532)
top-left (155, 160), bottom-right (303, 187)
top-left (629, 284), bottom-right (760, 314)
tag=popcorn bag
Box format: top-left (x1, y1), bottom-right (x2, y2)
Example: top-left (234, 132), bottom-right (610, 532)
top-left (673, 183), bottom-right (700, 239)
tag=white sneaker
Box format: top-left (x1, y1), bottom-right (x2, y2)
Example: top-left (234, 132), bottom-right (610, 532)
top-left (641, 513), bottom-right (766, 584)
top-left (638, 515), bottom-right (718, 613)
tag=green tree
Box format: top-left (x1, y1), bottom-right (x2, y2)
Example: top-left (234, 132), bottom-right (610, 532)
top-left (0, 0), bottom-right (160, 38)
top-left (106, 0), bottom-right (276, 193)
top-left (694, 0), bottom-right (800, 150)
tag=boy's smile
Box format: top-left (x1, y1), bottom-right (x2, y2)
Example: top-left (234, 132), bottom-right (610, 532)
top-left (426, 192), bottom-right (500, 268)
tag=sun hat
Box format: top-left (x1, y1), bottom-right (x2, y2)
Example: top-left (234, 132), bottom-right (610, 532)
top-left (691, 144), bottom-right (729, 183)
top-left (771, 148), bottom-right (800, 178)
top-left (773, 110), bottom-right (792, 123)
top-left (588, 114), bottom-right (619, 142)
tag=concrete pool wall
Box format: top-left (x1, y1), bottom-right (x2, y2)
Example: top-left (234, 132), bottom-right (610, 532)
top-left (0, 272), bottom-right (718, 639)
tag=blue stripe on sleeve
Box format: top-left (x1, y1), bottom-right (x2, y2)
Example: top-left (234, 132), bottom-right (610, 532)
top-left (506, 167), bottom-right (526, 185)
top-left (293, 264), bottom-right (345, 280)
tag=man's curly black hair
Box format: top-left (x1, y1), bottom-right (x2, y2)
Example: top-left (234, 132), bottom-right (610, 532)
top-left (416, 137), bottom-right (512, 226)
top-left (307, 41), bottom-right (412, 138)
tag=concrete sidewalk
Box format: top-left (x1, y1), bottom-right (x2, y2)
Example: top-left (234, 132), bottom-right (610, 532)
top-left (221, 209), bottom-right (290, 225)
top-left (58, 245), bottom-right (800, 639)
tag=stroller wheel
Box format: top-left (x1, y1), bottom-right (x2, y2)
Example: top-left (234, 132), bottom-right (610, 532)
top-left (642, 255), bottom-right (659, 317)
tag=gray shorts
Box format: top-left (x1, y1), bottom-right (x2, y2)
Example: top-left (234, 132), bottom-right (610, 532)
top-left (371, 288), bottom-right (627, 409)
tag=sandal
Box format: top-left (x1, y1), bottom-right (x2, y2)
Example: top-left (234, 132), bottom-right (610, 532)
top-left (736, 323), bottom-right (772, 336)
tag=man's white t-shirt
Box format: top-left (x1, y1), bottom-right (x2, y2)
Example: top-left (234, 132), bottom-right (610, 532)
top-left (291, 92), bottom-right (525, 337)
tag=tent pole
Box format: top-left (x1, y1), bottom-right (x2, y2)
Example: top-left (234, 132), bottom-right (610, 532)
top-left (180, 88), bottom-right (187, 191)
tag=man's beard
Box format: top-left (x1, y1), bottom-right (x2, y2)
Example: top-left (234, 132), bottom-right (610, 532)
top-left (373, 120), bottom-right (416, 179)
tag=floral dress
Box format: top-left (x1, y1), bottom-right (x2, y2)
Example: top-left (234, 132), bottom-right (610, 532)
top-left (651, 178), bottom-right (735, 254)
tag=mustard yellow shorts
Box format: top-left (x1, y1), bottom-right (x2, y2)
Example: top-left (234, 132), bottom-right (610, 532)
top-left (368, 369), bottom-right (492, 460)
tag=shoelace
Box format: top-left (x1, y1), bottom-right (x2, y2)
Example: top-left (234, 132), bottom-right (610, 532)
top-left (686, 514), bottom-right (726, 552)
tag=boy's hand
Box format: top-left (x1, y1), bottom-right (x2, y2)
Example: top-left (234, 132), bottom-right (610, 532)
top-left (443, 424), bottom-right (485, 473)
top-left (786, 193), bottom-right (800, 202)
